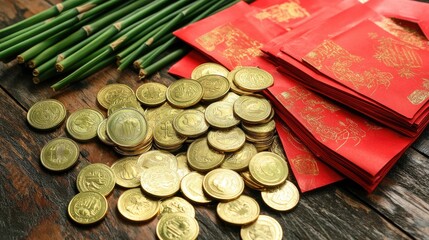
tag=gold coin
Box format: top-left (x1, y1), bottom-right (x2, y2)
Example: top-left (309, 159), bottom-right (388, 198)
top-left (107, 96), bottom-right (144, 116)
top-left (137, 150), bottom-right (178, 174)
top-left (176, 152), bottom-right (191, 180)
top-left (136, 82), bottom-right (167, 106)
top-left (97, 119), bottom-right (115, 146)
top-left (117, 188), bottom-right (160, 221)
top-left (68, 191), bottom-right (108, 225)
top-left (240, 215), bottom-right (283, 240)
top-left (261, 180), bottom-right (300, 211)
top-left (141, 166), bottom-right (180, 198)
top-left (187, 138), bottom-right (225, 172)
top-left (221, 91), bottom-right (240, 104)
top-left (203, 168), bottom-right (244, 201)
top-left (66, 108), bottom-right (104, 141)
top-left (27, 99), bottom-right (67, 130)
top-left (205, 101), bottom-right (240, 128)
top-left (234, 96), bottom-right (272, 124)
top-left (166, 79), bottom-right (203, 108)
top-left (180, 172), bottom-right (212, 204)
top-left (76, 163), bottom-right (116, 196)
top-left (242, 120), bottom-right (276, 136)
top-left (40, 137), bottom-right (79, 171)
top-left (111, 156), bottom-right (140, 188)
top-left (227, 67), bottom-right (254, 96)
top-left (97, 83), bottom-right (135, 109)
top-left (240, 171), bottom-right (266, 191)
top-left (195, 74), bottom-right (230, 101)
top-left (248, 152), bottom-right (288, 187)
top-left (156, 213), bottom-right (199, 240)
top-left (173, 109), bottom-right (209, 138)
top-left (106, 108), bottom-right (148, 148)
top-left (207, 127), bottom-right (246, 152)
top-left (191, 62), bottom-right (229, 80)
top-left (233, 67), bottom-right (274, 92)
top-left (154, 118), bottom-right (187, 148)
top-left (159, 196), bottom-right (195, 218)
top-left (217, 195), bottom-right (260, 225)
top-left (221, 143), bottom-right (257, 171)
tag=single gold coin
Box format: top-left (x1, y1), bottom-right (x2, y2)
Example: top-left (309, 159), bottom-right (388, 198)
top-left (195, 74), bottom-right (230, 101)
top-left (203, 168), bottom-right (244, 201)
top-left (207, 127), bottom-right (246, 152)
top-left (27, 99), bottom-right (67, 130)
top-left (40, 137), bottom-right (79, 171)
top-left (136, 82), bottom-right (167, 106)
top-left (156, 213), bottom-right (199, 240)
top-left (248, 152), bottom-right (288, 187)
top-left (217, 195), bottom-right (260, 225)
top-left (234, 96), bottom-right (272, 124)
top-left (180, 172), bottom-right (212, 204)
top-left (106, 108), bottom-right (148, 148)
top-left (166, 79), bottom-right (203, 108)
top-left (227, 67), bottom-right (254, 96)
top-left (261, 180), bottom-right (300, 211)
top-left (191, 62), bottom-right (229, 80)
top-left (187, 138), bottom-right (225, 172)
top-left (97, 119), bottom-right (115, 146)
top-left (117, 188), bottom-right (160, 221)
top-left (66, 108), bottom-right (104, 141)
top-left (141, 166), bottom-right (180, 198)
top-left (137, 150), bottom-right (178, 174)
top-left (68, 191), bottom-right (108, 225)
top-left (240, 215), bottom-right (283, 240)
top-left (97, 83), bottom-right (135, 109)
top-left (176, 152), bottom-right (191, 180)
top-left (173, 109), bottom-right (209, 138)
top-left (159, 196), bottom-right (195, 218)
top-left (221, 143), bottom-right (257, 171)
top-left (76, 163), bottom-right (116, 196)
top-left (154, 118), bottom-right (187, 148)
top-left (233, 67), bottom-right (274, 92)
top-left (205, 101), bottom-right (240, 128)
top-left (111, 156), bottom-right (140, 188)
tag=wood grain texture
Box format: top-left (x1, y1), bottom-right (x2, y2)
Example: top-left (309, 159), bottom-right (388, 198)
top-left (0, 0), bottom-right (428, 239)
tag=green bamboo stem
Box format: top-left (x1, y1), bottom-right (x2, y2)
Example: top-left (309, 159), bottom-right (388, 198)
top-left (133, 35), bottom-right (176, 69)
top-left (117, 0), bottom-right (212, 71)
top-left (139, 47), bottom-right (190, 79)
top-left (55, 0), bottom-right (169, 72)
top-left (0, 0), bottom-right (88, 37)
top-left (0, 20), bottom-right (45, 43)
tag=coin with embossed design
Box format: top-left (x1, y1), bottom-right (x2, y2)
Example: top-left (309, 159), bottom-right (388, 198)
top-left (187, 138), bottom-right (225, 172)
top-left (248, 152), bottom-right (288, 187)
top-left (141, 166), bottom-right (180, 198)
top-left (68, 191), bottom-right (108, 225)
top-left (107, 96), bottom-right (143, 116)
top-left (111, 156), bottom-right (140, 188)
top-left (117, 188), bottom-right (160, 221)
top-left (137, 150), bottom-right (178, 174)
top-left (240, 215), bottom-right (283, 240)
top-left (76, 163), bottom-right (116, 196)
top-left (261, 180), bottom-right (300, 211)
top-left (180, 172), bottom-right (212, 204)
top-left (27, 99), bottom-right (67, 130)
top-left (166, 79), bottom-right (203, 108)
top-left (234, 95), bottom-right (272, 124)
top-left (136, 82), bottom-right (167, 106)
top-left (221, 143), bottom-right (257, 171)
top-left (191, 62), bottom-right (229, 80)
top-left (217, 195), bottom-right (259, 225)
top-left (195, 74), bottom-right (230, 102)
top-left (159, 196), bottom-right (195, 218)
top-left (233, 67), bottom-right (274, 92)
top-left (156, 213), bottom-right (199, 240)
top-left (203, 168), bottom-right (244, 201)
top-left (40, 137), bottom-right (79, 171)
top-left (97, 83), bottom-right (135, 109)
top-left (227, 67), bottom-right (254, 96)
top-left (173, 109), bottom-right (209, 138)
top-left (154, 118), bottom-right (187, 149)
top-left (66, 108), bottom-right (104, 141)
top-left (207, 127), bottom-right (246, 152)
top-left (205, 101), bottom-right (240, 128)
top-left (106, 108), bottom-right (147, 148)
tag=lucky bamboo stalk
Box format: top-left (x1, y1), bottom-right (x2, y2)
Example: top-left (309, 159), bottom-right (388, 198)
top-left (139, 47), bottom-right (190, 79)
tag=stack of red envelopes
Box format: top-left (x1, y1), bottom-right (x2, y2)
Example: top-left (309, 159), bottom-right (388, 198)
top-left (171, 0), bottom-right (428, 192)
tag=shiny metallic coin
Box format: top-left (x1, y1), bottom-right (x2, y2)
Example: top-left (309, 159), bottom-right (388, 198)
top-left (68, 191), bottom-right (108, 225)
top-left (40, 137), bottom-right (79, 171)
top-left (66, 108), bottom-right (104, 141)
top-left (27, 99), bottom-right (66, 130)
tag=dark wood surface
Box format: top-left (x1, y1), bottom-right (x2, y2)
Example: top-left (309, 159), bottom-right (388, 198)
top-left (1, 1), bottom-right (428, 239)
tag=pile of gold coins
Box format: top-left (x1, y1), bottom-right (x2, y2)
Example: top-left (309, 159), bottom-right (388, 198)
top-left (29, 62), bottom-right (301, 240)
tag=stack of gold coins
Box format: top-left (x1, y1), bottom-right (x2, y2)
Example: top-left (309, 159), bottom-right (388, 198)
top-left (242, 119), bottom-right (276, 151)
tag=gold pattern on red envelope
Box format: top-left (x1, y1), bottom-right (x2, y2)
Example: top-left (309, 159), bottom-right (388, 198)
top-left (195, 24), bottom-right (263, 66)
top-left (408, 79), bottom-right (429, 105)
top-left (254, 0), bottom-right (310, 24)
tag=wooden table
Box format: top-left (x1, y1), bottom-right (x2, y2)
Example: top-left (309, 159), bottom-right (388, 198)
top-left (1, 1), bottom-right (428, 239)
